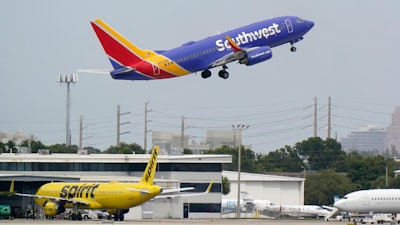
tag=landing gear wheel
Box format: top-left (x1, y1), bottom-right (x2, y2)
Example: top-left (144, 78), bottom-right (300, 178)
top-left (290, 46), bottom-right (297, 52)
top-left (218, 70), bottom-right (229, 79)
top-left (201, 70), bottom-right (211, 79)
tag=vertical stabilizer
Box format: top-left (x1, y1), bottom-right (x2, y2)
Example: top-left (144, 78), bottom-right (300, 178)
top-left (90, 19), bottom-right (155, 69)
top-left (140, 146), bottom-right (159, 185)
top-left (9, 179), bottom-right (14, 193)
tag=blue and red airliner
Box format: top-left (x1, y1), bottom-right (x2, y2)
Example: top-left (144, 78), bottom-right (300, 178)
top-left (89, 16), bottom-right (314, 80)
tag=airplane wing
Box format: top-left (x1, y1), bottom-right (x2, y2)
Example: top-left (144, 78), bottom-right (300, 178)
top-left (322, 205), bottom-right (337, 211)
top-left (210, 36), bottom-right (248, 67)
top-left (155, 180), bottom-right (213, 199)
top-left (14, 193), bottom-right (91, 206)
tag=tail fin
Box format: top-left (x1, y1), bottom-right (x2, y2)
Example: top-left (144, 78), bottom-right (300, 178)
top-left (0, 179), bottom-right (14, 197)
top-left (90, 19), bottom-right (155, 69)
top-left (140, 146), bottom-right (159, 185)
top-left (9, 179), bottom-right (14, 193)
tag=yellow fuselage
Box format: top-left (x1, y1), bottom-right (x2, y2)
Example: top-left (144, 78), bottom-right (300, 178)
top-left (35, 181), bottom-right (161, 209)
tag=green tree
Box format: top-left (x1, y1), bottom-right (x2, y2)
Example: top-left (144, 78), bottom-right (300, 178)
top-left (47, 144), bottom-right (78, 153)
top-left (222, 176), bottom-right (230, 195)
top-left (0, 141), bottom-right (18, 153)
top-left (204, 145), bottom-right (259, 173)
top-left (295, 137), bottom-right (345, 170)
top-left (19, 140), bottom-right (46, 153)
top-left (258, 145), bottom-right (304, 172)
top-left (183, 148), bottom-right (193, 154)
top-left (83, 146), bottom-right (102, 154)
top-left (341, 152), bottom-right (388, 189)
top-left (104, 142), bottom-right (144, 154)
top-left (389, 175), bottom-right (400, 188)
top-left (305, 170), bottom-right (357, 205)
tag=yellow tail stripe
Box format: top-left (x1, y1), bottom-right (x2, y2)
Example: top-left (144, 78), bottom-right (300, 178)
top-left (94, 19), bottom-right (158, 59)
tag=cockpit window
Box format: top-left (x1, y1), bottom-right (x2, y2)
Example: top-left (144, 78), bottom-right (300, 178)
top-left (296, 18), bottom-right (304, 23)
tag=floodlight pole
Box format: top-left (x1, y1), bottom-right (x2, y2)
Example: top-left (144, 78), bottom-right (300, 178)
top-left (59, 74), bottom-right (78, 146)
top-left (232, 124), bottom-right (249, 218)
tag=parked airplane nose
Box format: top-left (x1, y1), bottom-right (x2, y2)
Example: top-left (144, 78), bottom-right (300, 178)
top-left (333, 199), bottom-right (345, 210)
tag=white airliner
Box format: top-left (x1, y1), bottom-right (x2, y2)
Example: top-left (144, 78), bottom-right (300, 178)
top-left (333, 189), bottom-right (400, 214)
top-left (265, 204), bottom-right (331, 218)
top-left (222, 191), bottom-right (330, 218)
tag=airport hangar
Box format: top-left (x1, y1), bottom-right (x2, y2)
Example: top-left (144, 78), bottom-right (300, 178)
top-left (0, 152), bottom-right (304, 219)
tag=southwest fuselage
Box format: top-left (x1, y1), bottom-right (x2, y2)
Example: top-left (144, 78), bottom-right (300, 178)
top-left (108, 16), bottom-right (314, 80)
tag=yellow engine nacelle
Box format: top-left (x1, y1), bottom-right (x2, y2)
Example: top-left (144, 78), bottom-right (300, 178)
top-left (43, 202), bottom-right (65, 216)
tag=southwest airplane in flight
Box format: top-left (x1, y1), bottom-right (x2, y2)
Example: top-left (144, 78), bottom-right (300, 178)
top-left (13, 146), bottom-right (212, 221)
top-left (88, 16), bottom-right (314, 80)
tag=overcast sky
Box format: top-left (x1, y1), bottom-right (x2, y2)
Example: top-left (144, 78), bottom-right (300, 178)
top-left (1, 0), bottom-right (399, 153)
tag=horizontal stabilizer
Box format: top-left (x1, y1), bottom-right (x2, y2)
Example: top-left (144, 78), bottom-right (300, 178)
top-left (78, 69), bottom-right (110, 74)
top-left (110, 66), bottom-right (135, 76)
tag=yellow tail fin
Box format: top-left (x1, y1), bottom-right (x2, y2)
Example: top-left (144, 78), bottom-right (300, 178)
top-left (140, 146), bottom-right (159, 185)
top-left (9, 179), bottom-right (14, 193)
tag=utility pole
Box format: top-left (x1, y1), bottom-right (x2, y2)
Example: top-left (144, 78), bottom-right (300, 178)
top-left (117, 105), bottom-right (120, 145)
top-left (144, 102), bottom-right (151, 152)
top-left (79, 115), bottom-right (83, 149)
top-left (117, 105), bottom-right (130, 145)
top-left (314, 97), bottom-right (317, 137)
top-left (181, 116), bottom-right (185, 150)
top-left (327, 96), bottom-right (331, 139)
top-left (58, 74), bottom-right (78, 146)
top-left (79, 115), bottom-right (92, 150)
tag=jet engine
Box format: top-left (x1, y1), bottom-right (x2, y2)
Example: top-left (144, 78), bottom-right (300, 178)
top-left (43, 202), bottom-right (65, 216)
top-left (239, 46), bottom-right (273, 66)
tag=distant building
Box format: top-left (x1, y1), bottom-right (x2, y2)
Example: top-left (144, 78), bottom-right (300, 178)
top-left (341, 125), bottom-right (386, 152)
top-left (151, 131), bottom-right (188, 155)
top-left (386, 106), bottom-right (400, 153)
top-left (206, 130), bottom-right (238, 149)
top-left (152, 129), bottom-right (250, 153)
top-left (222, 171), bottom-right (305, 205)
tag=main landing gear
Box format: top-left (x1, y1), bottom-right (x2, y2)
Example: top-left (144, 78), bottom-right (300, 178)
top-left (201, 65), bottom-right (229, 79)
top-left (290, 44), bottom-right (297, 52)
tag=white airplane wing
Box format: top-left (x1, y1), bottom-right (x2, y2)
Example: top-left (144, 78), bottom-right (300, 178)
top-left (155, 180), bottom-right (213, 199)
top-left (210, 36), bottom-right (260, 68)
top-left (210, 51), bottom-right (247, 68)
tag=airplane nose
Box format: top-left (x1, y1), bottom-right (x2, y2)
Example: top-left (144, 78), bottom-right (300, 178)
top-left (306, 20), bottom-right (315, 30)
top-left (333, 200), bottom-right (344, 210)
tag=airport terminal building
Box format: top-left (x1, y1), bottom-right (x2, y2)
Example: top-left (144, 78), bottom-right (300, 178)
top-left (0, 152), bottom-right (231, 219)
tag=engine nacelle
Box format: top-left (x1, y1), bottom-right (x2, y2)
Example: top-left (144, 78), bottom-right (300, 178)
top-left (43, 202), bottom-right (65, 216)
top-left (239, 46), bottom-right (273, 66)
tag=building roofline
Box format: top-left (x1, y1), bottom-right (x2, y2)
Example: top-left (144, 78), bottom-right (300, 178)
top-left (0, 153), bottom-right (232, 164)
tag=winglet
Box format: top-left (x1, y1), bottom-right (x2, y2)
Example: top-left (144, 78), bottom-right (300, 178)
top-left (0, 179), bottom-right (15, 197)
top-left (9, 179), bottom-right (14, 193)
top-left (205, 179), bottom-right (214, 193)
top-left (225, 36), bottom-right (242, 52)
top-left (140, 146), bottom-right (159, 185)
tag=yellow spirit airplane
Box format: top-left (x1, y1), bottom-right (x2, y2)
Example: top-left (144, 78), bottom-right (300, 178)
top-left (14, 146), bottom-right (212, 221)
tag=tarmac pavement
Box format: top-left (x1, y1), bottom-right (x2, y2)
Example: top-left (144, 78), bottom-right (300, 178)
top-left (1, 218), bottom-right (353, 225)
